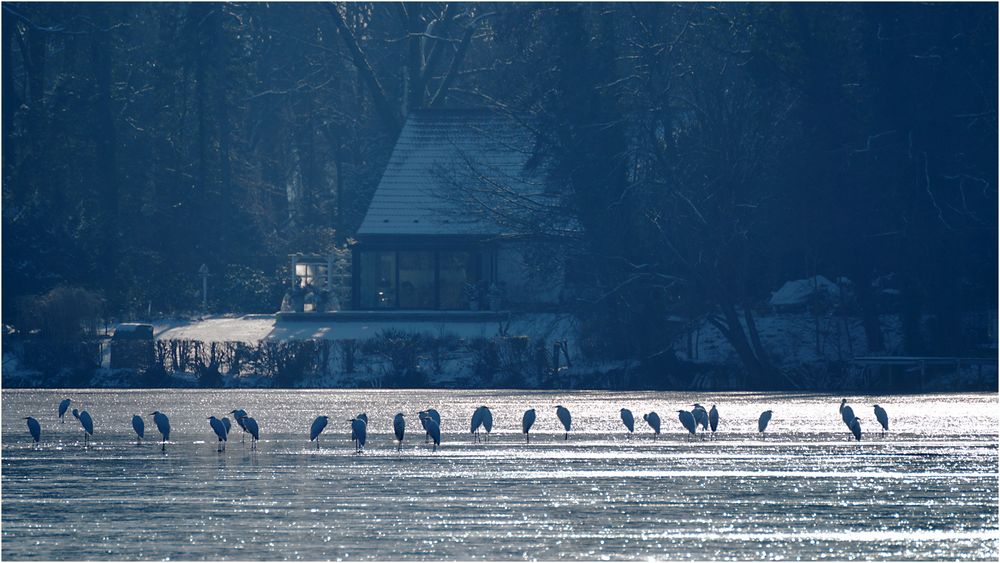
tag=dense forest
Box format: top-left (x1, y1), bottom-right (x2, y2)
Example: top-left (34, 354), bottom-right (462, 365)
top-left (3, 2), bottom-right (997, 385)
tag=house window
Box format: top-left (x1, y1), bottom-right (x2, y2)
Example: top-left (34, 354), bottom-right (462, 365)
top-left (359, 251), bottom-right (396, 308)
top-left (295, 262), bottom-right (329, 289)
top-left (398, 251), bottom-right (435, 309)
top-left (357, 249), bottom-right (491, 310)
top-left (439, 251), bottom-right (478, 309)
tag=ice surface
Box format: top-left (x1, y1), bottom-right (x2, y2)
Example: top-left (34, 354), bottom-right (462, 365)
top-left (2, 390), bottom-right (997, 560)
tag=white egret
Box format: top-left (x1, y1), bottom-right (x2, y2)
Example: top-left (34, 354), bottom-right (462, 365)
top-left (758, 410), bottom-right (773, 435)
top-left (850, 416), bottom-right (862, 441)
top-left (873, 405), bottom-right (889, 435)
top-left (555, 405), bottom-right (572, 440)
top-left (350, 417), bottom-right (367, 453)
top-left (643, 411), bottom-right (661, 438)
top-left (620, 408), bottom-right (635, 435)
top-left (78, 410), bottom-right (94, 446)
top-left (709, 405), bottom-right (719, 434)
top-left (244, 417), bottom-right (260, 450)
top-left (522, 409), bottom-right (536, 443)
top-left (150, 411), bottom-right (171, 451)
top-left (58, 399), bottom-right (72, 423)
top-left (25, 417), bottom-right (41, 445)
top-left (132, 415), bottom-right (145, 443)
top-left (393, 413), bottom-right (406, 451)
top-left (677, 410), bottom-right (697, 435)
top-left (310, 416), bottom-right (329, 449)
top-left (209, 416), bottom-right (228, 452)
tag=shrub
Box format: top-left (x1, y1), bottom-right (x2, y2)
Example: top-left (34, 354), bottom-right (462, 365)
top-left (16, 286), bottom-right (104, 340)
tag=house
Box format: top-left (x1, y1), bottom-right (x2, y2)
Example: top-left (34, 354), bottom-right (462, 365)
top-left (346, 109), bottom-right (571, 312)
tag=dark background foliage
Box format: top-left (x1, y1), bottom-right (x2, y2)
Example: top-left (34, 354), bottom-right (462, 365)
top-left (3, 3), bottom-right (996, 386)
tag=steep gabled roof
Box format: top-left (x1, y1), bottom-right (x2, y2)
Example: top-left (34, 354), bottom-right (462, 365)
top-left (356, 109), bottom-right (548, 238)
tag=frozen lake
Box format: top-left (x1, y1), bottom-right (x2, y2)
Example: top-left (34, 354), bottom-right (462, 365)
top-left (2, 389), bottom-right (997, 560)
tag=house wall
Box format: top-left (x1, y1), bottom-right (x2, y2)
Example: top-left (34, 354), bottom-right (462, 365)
top-left (496, 242), bottom-right (564, 307)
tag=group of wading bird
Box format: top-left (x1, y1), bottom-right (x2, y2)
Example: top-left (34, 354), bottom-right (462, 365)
top-left (21, 398), bottom-right (891, 453)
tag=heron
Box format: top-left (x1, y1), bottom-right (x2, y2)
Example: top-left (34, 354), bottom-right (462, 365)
top-left (556, 405), bottom-right (572, 440)
top-left (350, 417), bottom-right (367, 453)
top-left (230, 409), bottom-right (249, 443)
top-left (692, 404), bottom-right (709, 431)
top-left (839, 399), bottom-right (855, 429)
top-left (522, 409), bottom-right (536, 443)
top-left (221, 417), bottom-right (232, 436)
top-left (25, 417), bottom-right (41, 445)
top-left (873, 405), bottom-right (889, 436)
top-left (71, 408), bottom-right (80, 420)
top-left (482, 407), bottom-right (493, 441)
top-left (310, 416), bottom-right (329, 449)
top-left (393, 413), bottom-right (406, 451)
top-left (208, 416), bottom-right (228, 452)
top-left (709, 405), bottom-right (719, 435)
top-left (643, 412), bottom-right (661, 438)
top-left (758, 410), bottom-right (773, 435)
top-left (620, 408), bottom-right (635, 436)
top-left (471, 406), bottom-right (486, 443)
top-left (422, 416), bottom-right (441, 452)
top-left (150, 411), bottom-right (171, 450)
top-left (244, 417), bottom-right (260, 450)
top-left (850, 416), bottom-right (862, 442)
top-left (677, 410), bottom-right (697, 436)
top-left (58, 399), bottom-right (72, 423)
top-left (350, 412), bottom-right (368, 449)
top-left (132, 415), bottom-right (145, 444)
top-left (78, 410), bottom-right (94, 446)
top-left (419, 409), bottom-right (441, 443)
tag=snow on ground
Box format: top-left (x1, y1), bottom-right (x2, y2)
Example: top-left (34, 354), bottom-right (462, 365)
top-left (155, 313), bottom-right (579, 350)
top-left (675, 313), bottom-right (904, 369)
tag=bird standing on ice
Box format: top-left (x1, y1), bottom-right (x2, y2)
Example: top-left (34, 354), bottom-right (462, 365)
top-left (25, 417), bottom-right (41, 445)
top-left (555, 405), bottom-right (572, 440)
top-left (873, 405), bottom-right (889, 436)
top-left (208, 416), bottom-right (228, 452)
top-left (310, 416), bottom-right (329, 449)
top-left (677, 410), bottom-right (697, 436)
top-left (758, 410), bottom-right (773, 435)
top-left (643, 411), bottom-right (661, 439)
top-left (521, 409), bottom-right (536, 443)
top-left (150, 411), bottom-right (171, 451)
top-left (620, 408), bottom-right (635, 436)
top-left (393, 413), bottom-right (406, 451)
top-left (58, 399), bottom-right (72, 423)
top-left (132, 415), bottom-right (145, 444)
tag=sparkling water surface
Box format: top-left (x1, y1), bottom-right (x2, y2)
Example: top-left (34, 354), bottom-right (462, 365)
top-left (2, 389), bottom-right (997, 560)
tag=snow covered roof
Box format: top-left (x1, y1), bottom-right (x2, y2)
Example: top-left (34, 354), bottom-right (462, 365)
top-left (769, 275), bottom-right (842, 307)
top-left (357, 109), bottom-right (549, 237)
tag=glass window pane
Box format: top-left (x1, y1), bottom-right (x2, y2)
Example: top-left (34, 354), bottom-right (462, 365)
top-left (398, 251), bottom-right (435, 309)
top-left (439, 251), bottom-right (478, 309)
top-left (360, 252), bottom-right (396, 308)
